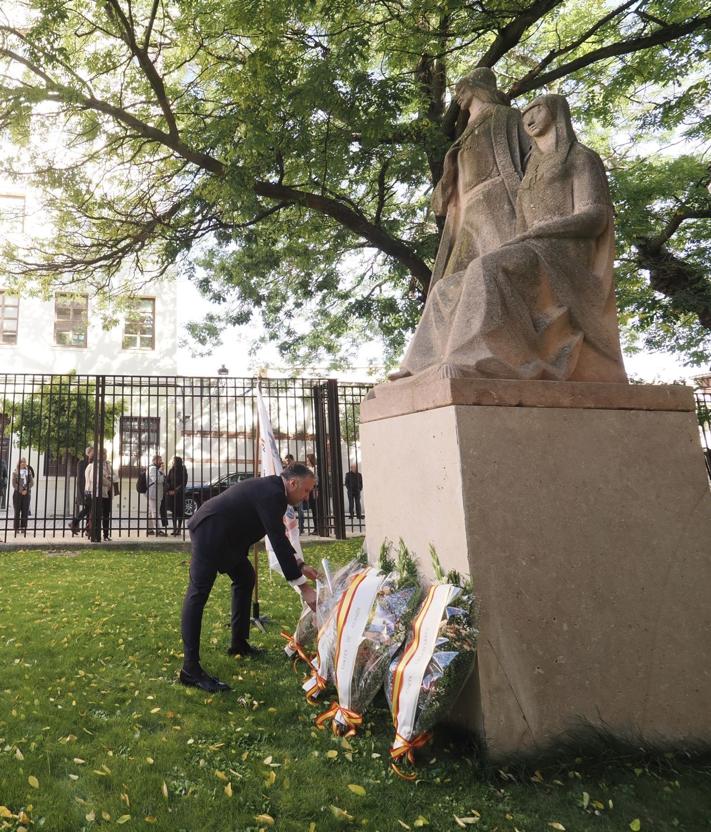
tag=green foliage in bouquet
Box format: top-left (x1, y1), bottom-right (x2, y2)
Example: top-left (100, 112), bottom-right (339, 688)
top-left (386, 545), bottom-right (479, 774)
top-left (413, 586), bottom-right (478, 737)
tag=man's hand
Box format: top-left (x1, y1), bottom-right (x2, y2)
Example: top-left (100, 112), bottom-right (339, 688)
top-left (300, 564), bottom-right (321, 582)
top-left (299, 583), bottom-right (317, 611)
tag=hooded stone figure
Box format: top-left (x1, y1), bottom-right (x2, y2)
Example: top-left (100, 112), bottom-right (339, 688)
top-left (391, 93), bottom-right (628, 383)
top-left (389, 67), bottom-right (529, 380)
top-left (429, 67), bottom-right (530, 289)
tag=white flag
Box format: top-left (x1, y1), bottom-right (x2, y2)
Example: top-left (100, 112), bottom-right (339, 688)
top-left (256, 386), bottom-right (304, 574)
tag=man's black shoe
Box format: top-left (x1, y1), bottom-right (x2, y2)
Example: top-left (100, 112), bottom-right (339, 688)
top-left (179, 669), bottom-right (230, 692)
top-left (227, 640), bottom-right (263, 657)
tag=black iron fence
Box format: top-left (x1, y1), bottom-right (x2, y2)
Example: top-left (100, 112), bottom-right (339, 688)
top-left (0, 374), bottom-right (372, 542)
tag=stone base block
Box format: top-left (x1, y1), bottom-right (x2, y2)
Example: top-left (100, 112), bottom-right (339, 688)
top-left (360, 380), bottom-right (711, 760)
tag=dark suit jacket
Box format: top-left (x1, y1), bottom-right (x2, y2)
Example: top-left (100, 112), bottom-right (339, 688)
top-left (187, 475), bottom-right (301, 580)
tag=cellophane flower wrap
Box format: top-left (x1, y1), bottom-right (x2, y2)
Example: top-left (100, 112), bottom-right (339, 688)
top-left (385, 550), bottom-right (478, 779)
top-left (301, 557), bottom-right (368, 700)
top-left (282, 587), bottom-right (321, 665)
top-left (316, 542), bottom-right (422, 736)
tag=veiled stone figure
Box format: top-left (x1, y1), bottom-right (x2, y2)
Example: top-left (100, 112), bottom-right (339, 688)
top-left (429, 67), bottom-right (530, 285)
top-left (393, 93), bottom-right (628, 383)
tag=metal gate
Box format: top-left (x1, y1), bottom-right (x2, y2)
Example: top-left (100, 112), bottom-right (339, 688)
top-left (0, 373), bottom-right (372, 542)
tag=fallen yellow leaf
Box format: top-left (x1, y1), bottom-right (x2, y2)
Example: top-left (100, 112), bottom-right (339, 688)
top-left (347, 784), bottom-right (366, 796)
top-left (326, 750), bottom-right (338, 759)
top-left (397, 822), bottom-right (411, 830)
top-left (28, 776), bottom-right (39, 789)
top-left (85, 811), bottom-right (95, 822)
top-left (264, 770), bottom-right (276, 786)
top-left (630, 821), bottom-right (641, 832)
top-left (330, 806), bottom-right (354, 821)
top-left (73, 758), bottom-right (86, 765)
top-left (15, 748), bottom-right (24, 761)
top-left (254, 814), bottom-right (274, 826)
top-left (215, 770), bottom-right (228, 781)
top-left (548, 824), bottom-right (566, 831)
top-left (144, 816), bottom-right (157, 824)
top-left (0, 807), bottom-right (13, 819)
top-left (101, 811), bottom-right (111, 821)
top-left (413, 818), bottom-right (429, 827)
top-left (308, 824), bottom-right (316, 832)
top-left (117, 815), bottom-right (131, 825)
top-left (161, 781), bottom-right (168, 800)
top-left (224, 782), bottom-right (233, 798)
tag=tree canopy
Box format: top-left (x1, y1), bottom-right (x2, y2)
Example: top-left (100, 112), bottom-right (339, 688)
top-left (1, 0), bottom-right (710, 367)
top-left (2, 375), bottom-right (124, 461)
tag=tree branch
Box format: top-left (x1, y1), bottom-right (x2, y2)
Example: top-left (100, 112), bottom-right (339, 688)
top-left (506, 0), bottom-right (639, 99)
top-left (104, 0), bottom-right (180, 139)
top-left (509, 12), bottom-right (711, 97)
top-left (252, 180), bottom-right (431, 289)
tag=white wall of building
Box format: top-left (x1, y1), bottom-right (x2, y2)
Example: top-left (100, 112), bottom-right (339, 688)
top-left (0, 286), bottom-right (178, 375)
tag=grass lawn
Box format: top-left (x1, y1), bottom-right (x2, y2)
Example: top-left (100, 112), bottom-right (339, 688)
top-left (0, 540), bottom-right (709, 832)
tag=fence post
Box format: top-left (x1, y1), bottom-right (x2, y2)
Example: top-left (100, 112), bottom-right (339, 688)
top-left (90, 376), bottom-right (106, 543)
top-left (312, 383), bottom-right (330, 536)
top-left (327, 378), bottom-right (346, 540)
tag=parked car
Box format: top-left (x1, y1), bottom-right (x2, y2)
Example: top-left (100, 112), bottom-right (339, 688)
top-left (183, 471), bottom-right (254, 517)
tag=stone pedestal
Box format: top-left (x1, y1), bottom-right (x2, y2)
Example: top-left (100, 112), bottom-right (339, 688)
top-left (360, 378), bottom-right (711, 760)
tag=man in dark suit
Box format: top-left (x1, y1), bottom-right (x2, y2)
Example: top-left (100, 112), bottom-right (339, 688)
top-left (180, 463), bottom-right (318, 692)
top-left (344, 463), bottom-right (364, 519)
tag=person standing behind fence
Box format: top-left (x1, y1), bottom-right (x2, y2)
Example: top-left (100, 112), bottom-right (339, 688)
top-left (305, 452), bottom-right (319, 534)
top-left (12, 457), bottom-right (33, 535)
top-left (0, 458), bottom-right (7, 510)
top-left (344, 463), bottom-right (363, 519)
top-left (165, 456), bottom-right (188, 536)
top-left (84, 449), bottom-right (114, 541)
top-left (70, 446), bottom-right (94, 536)
top-left (147, 454), bottom-right (167, 536)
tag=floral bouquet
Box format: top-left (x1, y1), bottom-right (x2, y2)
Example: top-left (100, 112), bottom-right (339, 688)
top-left (385, 547), bottom-right (478, 779)
top-left (315, 541), bottom-right (422, 736)
top-left (299, 556), bottom-right (369, 695)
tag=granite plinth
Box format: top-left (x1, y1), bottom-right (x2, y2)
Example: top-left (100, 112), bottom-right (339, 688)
top-left (360, 380), bottom-right (711, 759)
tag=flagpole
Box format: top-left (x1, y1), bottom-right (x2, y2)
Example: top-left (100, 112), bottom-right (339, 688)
top-left (251, 394), bottom-right (267, 631)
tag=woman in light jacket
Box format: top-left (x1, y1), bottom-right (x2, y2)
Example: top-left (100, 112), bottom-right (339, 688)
top-left (84, 449), bottom-right (114, 541)
top-left (12, 456), bottom-right (33, 535)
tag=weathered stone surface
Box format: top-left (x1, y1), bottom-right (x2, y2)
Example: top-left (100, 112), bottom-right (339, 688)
top-left (393, 92), bottom-right (627, 384)
top-left (361, 376), bottom-right (694, 423)
top-left (361, 393), bottom-right (711, 759)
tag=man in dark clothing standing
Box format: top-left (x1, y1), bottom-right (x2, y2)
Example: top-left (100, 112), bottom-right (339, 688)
top-left (69, 446), bottom-right (94, 535)
top-left (344, 463), bottom-right (364, 519)
top-left (180, 463), bottom-right (318, 693)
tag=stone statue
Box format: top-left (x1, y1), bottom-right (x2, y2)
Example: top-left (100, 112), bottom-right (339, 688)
top-left (391, 93), bottom-right (628, 383)
top-left (429, 67), bottom-right (529, 286)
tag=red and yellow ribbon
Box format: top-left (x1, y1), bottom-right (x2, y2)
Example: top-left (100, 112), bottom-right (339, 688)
top-left (280, 631), bottom-right (312, 668)
top-left (390, 586), bottom-right (438, 727)
top-left (389, 732), bottom-right (432, 780)
top-left (333, 570), bottom-right (370, 672)
top-left (305, 668), bottom-right (328, 703)
top-left (315, 701), bottom-right (364, 737)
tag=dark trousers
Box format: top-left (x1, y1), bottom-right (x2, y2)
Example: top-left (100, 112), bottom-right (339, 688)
top-left (159, 496), bottom-right (168, 528)
top-left (181, 539), bottom-right (255, 668)
top-left (347, 491), bottom-right (362, 517)
top-left (72, 493), bottom-right (91, 528)
top-left (88, 497), bottom-right (112, 539)
top-left (308, 492), bottom-right (319, 532)
top-left (13, 491), bottom-right (30, 531)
